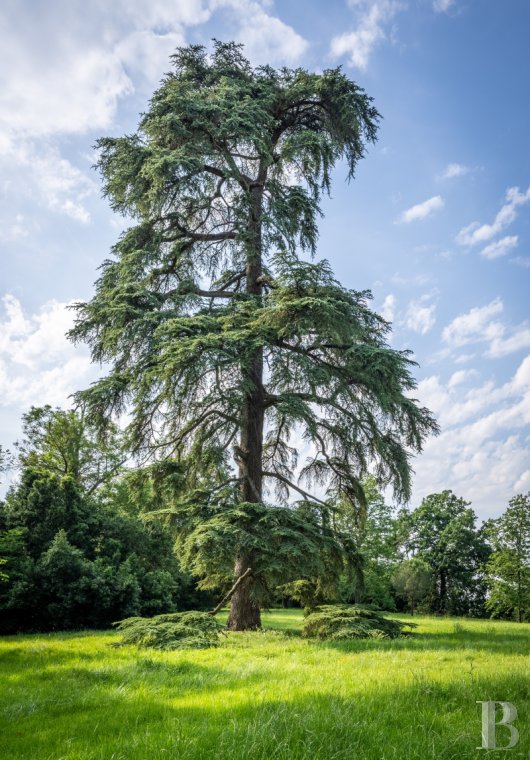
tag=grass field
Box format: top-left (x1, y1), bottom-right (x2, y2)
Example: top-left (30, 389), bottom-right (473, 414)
top-left (1, 610), bottom-right (529, 759)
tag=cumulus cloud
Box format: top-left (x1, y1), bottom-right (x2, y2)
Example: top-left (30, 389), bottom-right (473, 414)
top-left (480, 235), bottom-right (518, 260)
top-left (330, 0), bottom-right (403, 70)
top-left (0, 140), bottom-right (95, 223)
top-left (442, 298), bottom-right (530, 358)
top-left (442, 298), bottom-right (504, 349)
top-left (447, 368), bottom-right (478, 389)
top-left (456, 186), bottom-right (530, 247)
top-left (0, 294), bottom-right (95, 409)
top-left (405, 299), bottom-right (436, 335)
top-left (0, 1), bottom-right (307, 144)
top-left (0, 0), bottom-right (307, 223)
top-left (400, 195), bottom-right (444, 223)
top-left (214, 0), bottom-right (309, 64)
top-left (413, 355), bottom-right (530, 519)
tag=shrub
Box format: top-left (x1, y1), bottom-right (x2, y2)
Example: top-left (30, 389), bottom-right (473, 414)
top-left (114, 611), bottom-right (224, 650)
top-left (302, 604), bottom-right (415, 640)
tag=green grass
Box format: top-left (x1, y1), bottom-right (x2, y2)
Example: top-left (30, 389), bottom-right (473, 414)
top-left (1, 611), bottom-right (529, 759)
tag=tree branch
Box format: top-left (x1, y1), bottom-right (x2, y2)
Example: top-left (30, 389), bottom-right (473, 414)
top-left (209, 567), bottom-right (253, 616)
top-left (262, 470), bottom-right (327, 506)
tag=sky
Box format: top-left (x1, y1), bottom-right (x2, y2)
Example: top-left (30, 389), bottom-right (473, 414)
top-left (1, 0), bottom-right (530, 519)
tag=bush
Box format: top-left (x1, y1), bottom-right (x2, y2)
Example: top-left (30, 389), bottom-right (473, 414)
top-left (114, 611), bottom-right (224, 650)
top-left (302, 604), bottom-right (415, 640)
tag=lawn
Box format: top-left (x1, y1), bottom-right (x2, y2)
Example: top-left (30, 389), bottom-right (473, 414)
top-left (0, 611), bottom-right (529, 759)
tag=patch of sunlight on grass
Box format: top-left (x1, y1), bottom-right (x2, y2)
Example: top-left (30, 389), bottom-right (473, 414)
top-left (1, 611), bottom-right (529, 759)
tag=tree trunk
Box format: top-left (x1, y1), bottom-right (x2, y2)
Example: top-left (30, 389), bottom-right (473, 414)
top-left (228, 183), bottom-right (265, 631)
top-left (226, 554), bottom-right (261, 630)
top-left (439, 568), bottom-right (447, 614)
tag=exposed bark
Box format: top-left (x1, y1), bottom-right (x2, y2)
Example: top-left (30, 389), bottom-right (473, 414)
top-left (228, 183), bottom-right (265, 631)
top-left (226, 554), bottom-right (261, 630)
top-left (209, 567), bottom-right (252, 616)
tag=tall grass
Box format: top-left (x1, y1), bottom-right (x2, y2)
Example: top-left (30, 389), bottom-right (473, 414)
top-left (1, 611), bottom-right (528, 759)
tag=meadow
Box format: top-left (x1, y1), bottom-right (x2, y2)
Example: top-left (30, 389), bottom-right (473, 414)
top-left (0, 610), bottom-right (529, 760)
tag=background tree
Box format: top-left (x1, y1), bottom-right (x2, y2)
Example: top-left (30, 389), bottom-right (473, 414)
top-left (70, 42), bottom-right (438, 630)
top-left (0, 446), bottom-right (13, 480)
top-left (0, 407), bottom-right (202, 633)
top-left (16, 406), bottom-right (125, 496)
top-left (399, 491), bottom-right (490, 615)
top-left (392, 558), bottom-right (432, 615)
top-left (0, 446), bottom-right (14, 581)
top-left (333, 475), bottom-right (399, 608)
top-left (485, 493), bottom-right (530, 622)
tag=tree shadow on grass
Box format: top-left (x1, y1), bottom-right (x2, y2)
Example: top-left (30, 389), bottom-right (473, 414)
top-left (310, 624), bottom-right (530, 657)
top-left (259, 613), bottom-right (530, 656)
top-left (2, 658), bottom-right (528, 760)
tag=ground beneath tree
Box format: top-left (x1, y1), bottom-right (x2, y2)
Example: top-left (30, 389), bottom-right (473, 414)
top-left (1, 611), bottom-right (529, 759)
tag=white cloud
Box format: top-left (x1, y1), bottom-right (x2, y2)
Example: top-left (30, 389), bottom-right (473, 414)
top-left (433, 0), bottom-right (455, 12)
top-left (330, 0), bottom-right (403, 70)
top-left (0, 1), bottom-right (307, 223)
top-left (0, 140), bottom-right (95, 223)
top-left (0, 1), bottom-right (308, 144)
top-left (381, 294), bottom-right (396, 322)
top-left (456, 186), bottom-right (530, 246)
top-left (480, 235), bottom-right (518, 260)
top-left (405, 298), bottom-right (436, 335)
top-left (442, 298), bottom-right (530, 359)
top-left (214, 0), bottom-right (309, 64)
top-left (442, 298), bottom-right (504, 349)
top-left (488, 327), bottom-right (530, 358)
top-left (440, 162), bottom-right (469, 179)
top-left (400, 195), bottom-right (444, 223)
top-left (447, 368), bottom-right (478, 388)
top-left (413, 354), bottom-right (530, 519)
top-left (0, 295), bottom-right (95, 409)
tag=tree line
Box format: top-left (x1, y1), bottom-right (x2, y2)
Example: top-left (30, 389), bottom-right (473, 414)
top-left (1, 405), bottom-right (528, 632)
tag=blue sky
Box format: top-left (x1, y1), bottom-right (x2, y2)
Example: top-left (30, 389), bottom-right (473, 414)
top-left (1, 0), bottom-right (530, 518)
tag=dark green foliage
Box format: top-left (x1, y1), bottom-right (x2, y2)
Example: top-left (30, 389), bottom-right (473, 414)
top-left (114, 611), bottom-right (224, 650)
top-left (16, 405), bottom-right (125, 496)
top-left (398, 491), bottom-right (490, 616)
top-left (278, 579), bottom-right (328, 612)
top-left (392, 558), bottom-right (433, 615)
top-left (485, 493), bottom-right (530, 622)
top-left (332, 476), bottom-right (399, 609)
top-left (0, 406), bottom-right (215, 632)
top-left (174, 500), bottom-right (343, 605)
top-left (302, 604), bottom-right (415, 640)
top-left (68, 41), bottom-right (438, 629)
top-left (0, 465), bottom-right (197, 633)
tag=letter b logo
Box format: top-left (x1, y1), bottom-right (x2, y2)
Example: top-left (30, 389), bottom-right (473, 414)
top-left (477, 701), bottom-right (519, 750)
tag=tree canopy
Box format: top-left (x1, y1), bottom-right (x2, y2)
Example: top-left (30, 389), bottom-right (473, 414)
top-left (485, 493), bottom-right (530, 622)
top-left (70, 41), bottom-right (438, 629)
top-left (399, 490), bottom-right (490, 615)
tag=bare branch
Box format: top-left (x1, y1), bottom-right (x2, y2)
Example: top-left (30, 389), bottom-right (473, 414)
top-left (262, 470), bottom-right (327, 506)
